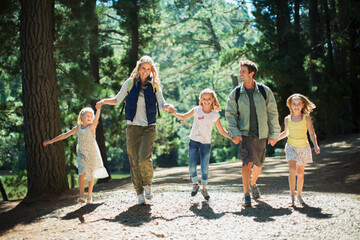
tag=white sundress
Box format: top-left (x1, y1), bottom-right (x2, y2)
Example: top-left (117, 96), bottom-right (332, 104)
top-left (76, 125), bottom-right (109, 180)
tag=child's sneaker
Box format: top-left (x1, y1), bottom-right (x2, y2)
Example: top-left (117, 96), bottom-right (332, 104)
top-left (297, 196), bottom-right (305, 205)
top-left (87, 197), bottom-right (93, 204)
top-left (201, 188), bottom-right (210, 201)
top-left (144, 185), bottom-right (153, 200)
top-left (289, 196), bottom-right (295, 206)
top-left (250, 184), bottom-right (260, 199)
top-left (191, 183), bottom-right (200, 197)
top-left (138, 193), bottom-right (145, 205)
top-left (242, 193), bottom-right (251, 207)
top-left (77, 196), bottom-right (86, 204)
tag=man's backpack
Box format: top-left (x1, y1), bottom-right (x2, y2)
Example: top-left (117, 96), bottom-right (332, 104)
top-left (120, 78), bottom-right (160, 117)
top-left (235, 83), bottom-right (267, 119)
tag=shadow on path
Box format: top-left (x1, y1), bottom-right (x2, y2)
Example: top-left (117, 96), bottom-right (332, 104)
top-left (189, 202), bottom-right (225, 220)
top-left (0, 192), bottom-right (77, 234)
top-left (103, 204), bottom-right (152, 226)
top-left (293, 203), bottom-right (332, 219)
top-left (61, 203), bottom-right (103, 223)
top-left (233, 200), bottom-right (292, 222)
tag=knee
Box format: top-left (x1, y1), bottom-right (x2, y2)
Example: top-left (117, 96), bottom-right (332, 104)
top-left (296, 170), bottom-right (304, 178)
top-left (289, 166), bottom-right (296, 174)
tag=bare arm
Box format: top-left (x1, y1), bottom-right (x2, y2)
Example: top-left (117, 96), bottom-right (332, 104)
top-left (215, 118), bottom-right (230, 139)
top-left (89, 105), bottom-right (102, 132)
top-left (172, 108), bottom-right (194, 120)
top-left (43, 126), bottom-right (78, 147)
top-left (306, 116), bottom-right (320, 154)
top-left (271, 117), bottom-right (289, 146)
top-left (96, 98), bottom-right (118, 107)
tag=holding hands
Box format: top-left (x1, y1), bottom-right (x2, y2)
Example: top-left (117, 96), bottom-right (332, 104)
top-left (231, 135), bottom-right (242, 144)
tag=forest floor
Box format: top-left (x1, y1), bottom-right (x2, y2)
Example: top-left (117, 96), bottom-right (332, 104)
top-left (0, 134), bottom-right (359, 240)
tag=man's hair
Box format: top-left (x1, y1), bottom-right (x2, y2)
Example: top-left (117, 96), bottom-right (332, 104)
top-left (239, 60), bottom-right (258, 79)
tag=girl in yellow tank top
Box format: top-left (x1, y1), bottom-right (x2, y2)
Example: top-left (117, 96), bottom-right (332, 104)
top-left (276, 94), bottom-right (320, 206)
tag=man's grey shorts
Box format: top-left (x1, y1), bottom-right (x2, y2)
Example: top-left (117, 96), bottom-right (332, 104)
top-left (240, 135), bottom-right (267, 167)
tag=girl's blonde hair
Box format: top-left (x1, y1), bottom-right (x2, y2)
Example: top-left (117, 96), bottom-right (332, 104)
top-left (129, 55), bottom-right (160, 90)
top-left (199, 88), bottom-right (221, 111)
top-left (77, 107), bottom-right (94, 125)
top-left (286, 93), bottom-right (316, 115)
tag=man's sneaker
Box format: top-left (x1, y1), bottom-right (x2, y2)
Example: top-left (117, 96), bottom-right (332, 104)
top-left (191, 184), bottom-right (200, 197)
top-left (144, 185), bottom-right (153, 200)
top-left (289, 196), bottom-right (295, 206)
top-left (201, 188), bottom-right (210, 201)
top-left (137, 193), bottom-right (145, 205)
top-left (250, 184), bottom-right (260, 199)
top-left (87, 197), bottom-right (93, 204)
top-left (242, 193), bottom-right (251, 207)
top-left (297, 196), bottom-right (305, 205)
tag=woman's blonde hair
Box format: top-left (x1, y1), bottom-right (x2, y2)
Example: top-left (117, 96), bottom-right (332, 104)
top-left (77, 107), bottom-right (94, 125)
top-left (286, 93), bottom-right (316, 115)
top-left (199, 88), bottom-right (221, 111)
top-left (129, 55), bottom-right (160, 90)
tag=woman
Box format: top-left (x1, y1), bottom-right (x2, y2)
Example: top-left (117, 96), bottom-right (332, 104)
top-left (96, 56), bottom-right (175, 204)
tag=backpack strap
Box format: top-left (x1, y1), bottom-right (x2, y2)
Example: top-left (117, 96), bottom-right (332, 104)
top-left (257, 83), bottom-right (267, 101)
top-left (235, 85), bottom-right (241, 120)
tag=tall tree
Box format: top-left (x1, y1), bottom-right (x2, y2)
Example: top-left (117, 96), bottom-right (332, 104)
top-left (20, 0), bottom-right (68, 196)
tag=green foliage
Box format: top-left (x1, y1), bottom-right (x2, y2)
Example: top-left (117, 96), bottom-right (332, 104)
top-left (2, 170), bottom-right (27, 200)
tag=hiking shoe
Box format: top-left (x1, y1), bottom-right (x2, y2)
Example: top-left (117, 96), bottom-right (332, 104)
top-left (289, 196), bottom-right (295, 206)
top-left (77, 196), bottom-right (86, 204)
top-left (242, 193), bottom-right (251, 207)
top-left (191, 184), bottom-right (200, 197)
top-left (201, 188), bottom-right (210, 201)
top-left (298, 196), bottom-right (305, 204)
top-left (144, 185), bottom-right (153, 200)
top-left (250, 184), bottom-right (260, 199)
top-left (138, 193), bottom-right (145, 205)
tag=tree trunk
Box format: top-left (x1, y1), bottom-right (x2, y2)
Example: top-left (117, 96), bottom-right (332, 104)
top-left (89, 0), bottom-right (111, 183)
top-left (129, 0), bottom-right (139, 72)
top-left (294, 0), bottom-right (301, 33)
top-left (0, 179), bottom-right (8, 201)
top-left (275, 0), bottom-right (290, 56)
top-left (308, 0), bottom-right (323, 88)
top-left (231, 75), bottom-right (239, 88)
top-left (321, 0), bottom-right (334, 65)
top-left (20, 0), bottom-right (69, 196)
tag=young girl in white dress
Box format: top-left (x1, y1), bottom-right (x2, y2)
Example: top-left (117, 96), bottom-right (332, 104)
top-left (172, 88), bottom-right (230, 200)
top-left (43, 105), bottom-right (108, 204)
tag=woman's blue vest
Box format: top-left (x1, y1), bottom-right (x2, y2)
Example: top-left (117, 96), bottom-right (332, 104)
top-left (125, 79), bottom-right (157, 125)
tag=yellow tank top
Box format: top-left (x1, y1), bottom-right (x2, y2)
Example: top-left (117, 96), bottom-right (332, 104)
top-left (287, 114), bottom-right (309, 147)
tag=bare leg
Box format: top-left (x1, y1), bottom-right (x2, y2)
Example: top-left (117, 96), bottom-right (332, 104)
top-left (79, 174), bottom-right (85, 197)
top-left (296, 164), bottom-right (306, 197)
top-left (288, 161), bottom-right (296, 196)
top-left (250, 165), bottom-right (263, 186)
top-left (87, 179), bottom-right (94, 200)
top-left (242, 163), bottom-right (253, 194)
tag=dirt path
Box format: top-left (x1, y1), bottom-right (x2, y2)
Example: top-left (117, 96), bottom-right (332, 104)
top-left (0, 134), bottom-right (359, 239)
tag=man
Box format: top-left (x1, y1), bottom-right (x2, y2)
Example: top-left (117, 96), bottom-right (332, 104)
top-left (225, 60), bottom-right (280, 207)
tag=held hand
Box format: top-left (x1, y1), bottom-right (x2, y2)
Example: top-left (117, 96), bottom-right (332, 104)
top-left (231, 135), bottom-right (242, 144)
top-left (268, 138), bottom-right (277, 146)
top-left (314, 146), bottom-right (320, 154)
top-left (168, 104), bottom-right (176, 114)
top-left (96, 100), bottom-right (104, 108)
top-left (43, 140), bottom-right (51, 147)
top-left (95, 103), bottom-right (102, 110)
